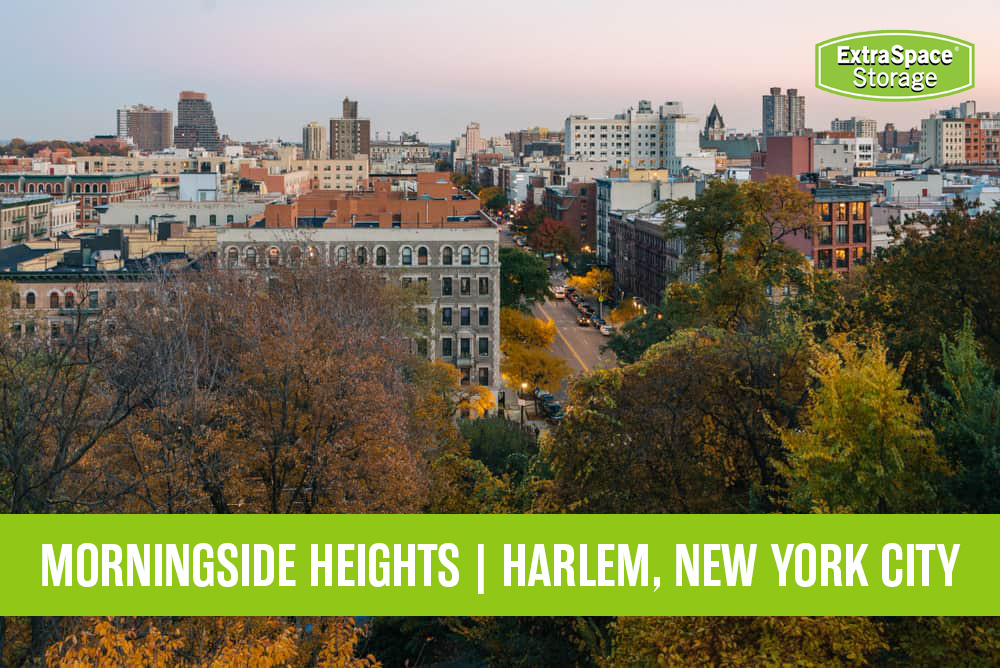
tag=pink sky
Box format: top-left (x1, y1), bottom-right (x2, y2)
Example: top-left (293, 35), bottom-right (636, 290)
top-left (2, 0), bottom-right (998, 141)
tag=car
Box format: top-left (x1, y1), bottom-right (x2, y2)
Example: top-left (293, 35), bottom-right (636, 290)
top-left (542, 401), bottom-right (563, 416)
top-left (567, 293), bottom-right (578, 304)
top-left (600, 324), bottom-right (614, 336)
top-left (534, 389), bottom-right (553, 402)
top-left (590, 314), bottom-right (604, 327)
top-left (577, 316), bottom-right (590, 327)
top-left (564, 286), bottom-right (576, 294)
top-left (553, 287), bottom-right (566, 299)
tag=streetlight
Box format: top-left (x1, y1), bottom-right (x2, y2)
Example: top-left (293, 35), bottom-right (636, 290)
top-left (520, 381), bottom-right (528, 426)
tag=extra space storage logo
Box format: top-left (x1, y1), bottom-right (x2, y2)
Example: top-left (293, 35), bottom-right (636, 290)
top-left (816, 30), bottom-right (974, 101)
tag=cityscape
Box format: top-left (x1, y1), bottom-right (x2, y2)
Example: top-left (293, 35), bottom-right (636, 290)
top-left (1, 0), bottom-right (998, 665)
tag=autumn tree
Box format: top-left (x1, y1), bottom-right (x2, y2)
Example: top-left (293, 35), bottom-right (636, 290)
top-left (607, 298), bottom-right (644, 326)
top-left (500, 307), bottom-right (555, 348)
top-left (501, 343), bottom-right (570, 396)
top-left (530, 219), bottom-right (576, 263)
top-left (567, 268), bottom-right (614, 317)
top-left (779, 336), bottom-right (946, 513)
top-left (499, 247), bottom-right (550, 309)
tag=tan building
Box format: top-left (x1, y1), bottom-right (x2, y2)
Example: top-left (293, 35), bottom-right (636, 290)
top-left (302, 122), bottom-right (327, 160)
top-left (258, 157), bottom-right (369, 191)
top-left (72, 153), bottom-right (246, 177)
top-left (117, 104), bottom-right (174, 152)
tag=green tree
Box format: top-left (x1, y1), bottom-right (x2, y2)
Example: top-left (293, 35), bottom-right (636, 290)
top-left (926, 316), bottom-right (1000, 513)
top-left (779, 336), bottom-right (946, 513)
top-left (500, 247), bottom-right (550, 309)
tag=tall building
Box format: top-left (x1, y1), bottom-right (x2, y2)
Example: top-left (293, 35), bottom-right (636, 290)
top-left (302, 122), bottom-right (326, 160)
top-left (703, 104), bottom-right (726, 141)
top-left (831, 116), bottom-right (877, 139)
top-left (173, 91), bottom-right (222, 153)
top-left (762, 87), bottom-right (806, 136)
top-left (116, 104), bottom-right (173, 152)
top-left (329, 97), bottom-right (371, 160)
top-left (564, 100), bottom-right (710, 175)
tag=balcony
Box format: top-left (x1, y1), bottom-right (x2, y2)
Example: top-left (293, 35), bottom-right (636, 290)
top-left (455, 354), bottom-right (474, 368)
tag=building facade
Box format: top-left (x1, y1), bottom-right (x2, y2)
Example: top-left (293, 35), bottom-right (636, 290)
top-left (302, 122), bottom-right (327, 160)
top-left (173, 91), bottom-right (222, 153)
top-left (330, 98), bottom-right (371, 160)
top-left (783, 187), bottom-right (873, 274)
top-left (830, 116), bottom-right (877, 139)
top-left (542, 182), bottom-right (597, 250)
top-left (762, 87), bottom-right (806, 136)
top-left (117, 104), bottom-right (173, 152)
top-left (0, 173), bottom-right (152, 223)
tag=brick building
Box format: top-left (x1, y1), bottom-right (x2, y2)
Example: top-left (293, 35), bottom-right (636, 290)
top-left (783, 186), bottom-right (873, 274)
top-left (0, 173), bottom-right (152, 223)
top-left (542, 182), bottom-right (597, 250)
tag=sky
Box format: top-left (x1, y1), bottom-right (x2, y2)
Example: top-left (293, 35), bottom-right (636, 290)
top-left (2, 0), bottom-right (999, 143)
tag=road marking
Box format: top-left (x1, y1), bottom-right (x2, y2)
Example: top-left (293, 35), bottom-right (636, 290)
top-left (537, 301), bottom-right (590, 373)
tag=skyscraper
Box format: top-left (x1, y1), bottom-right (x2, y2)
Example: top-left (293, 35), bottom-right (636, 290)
top-left (302, 122), bottom-right (326, 160)
top-left (329, 97), bottom-right (371, 160)
top-left (116, 104), bottom-right (173, 152)
top-left (173, 91), bottom-right (222, 153)
top-left (762, 87), bottom-right (806, 136)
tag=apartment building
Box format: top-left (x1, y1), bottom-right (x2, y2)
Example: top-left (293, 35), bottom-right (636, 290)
top-left (330, 97), bottom-right (371, 160)
top-left (564, 100), bottom-right (707, 174)
top-left (116, 104), bottom-right (173, 152)
top-left (783, 187), bottom-right (873, 274)
top-left (763, 87), bottom-right (806, 136)
top-left (542, 182), bottom-right (597, 250)
top-left (302, 122), bottom-right (327, 160)
top-left (921, 115), bottom-right (966, 167)
top-left (216, 174), bottom-right (499, 394)
top-left (0, 173), bottom-right (152, 223)
top-left (72, 153), bottom-right (245, 176)
top-left (0, 194), bottom-right (75, 248)
top-left (831, 116), bottom-right (877, 139)
top-left (174, 91), bottom-right (222, 153)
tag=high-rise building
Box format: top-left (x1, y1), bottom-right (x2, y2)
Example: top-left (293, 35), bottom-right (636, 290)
top-left (831, 116), bottom-right (877, 139)
top-left (329, 97), bottom-right (371, 160)
top-left (302, 122), bottom-right (326, 160)
top-left (173, 91), bottom-right (222, 153)
top-left (762, 87), bottom-right (806, 136)
top-left (115, 104), bottom-right (173, 152)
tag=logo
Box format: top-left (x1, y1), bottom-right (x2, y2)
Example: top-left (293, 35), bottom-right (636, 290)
top-left (816, 30), bottom-right (974, 101)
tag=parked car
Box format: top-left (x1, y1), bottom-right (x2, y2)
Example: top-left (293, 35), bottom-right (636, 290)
top-left (564, 286), bottom-right (576, 294)
top-left (553, 287), bottom-right (566, 299)
top-left (542, 401), bottom-right (563, 416)
top-left (600, 324), bottom-right (614, 336)
top-left (534, 389), bottom-right (553, 402)
top-left (577, 316), bottom-right (590, 327)
top-left (567, 294), bottom-right (579, 305)
top-left (590, 314), bottom-right (604, 327)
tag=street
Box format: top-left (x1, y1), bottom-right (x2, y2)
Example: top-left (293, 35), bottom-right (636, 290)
top-left (533, 296), bottom-right (616, 376)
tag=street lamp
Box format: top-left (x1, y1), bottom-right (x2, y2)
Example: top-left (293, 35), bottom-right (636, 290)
top-left (520, 381), bottom-right (528, 426)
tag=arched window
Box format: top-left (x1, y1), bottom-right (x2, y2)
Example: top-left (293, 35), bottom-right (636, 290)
top-left (418, 246), bottom-right (429, 266)
top-left (357, 246), bottom-right (367, 265)
top-left (245, 247), bottom-right (258, 267)
top-left (479, 246), bottom-right (490, 265)
top-left (28, 184), bottom-right (35, 193)
top-left (306, 246), bottom-right (320, 264)
top-left (64, 291), bottom-right (75, 308)
top-left (289, 246), bottom-right (302, 267)
top-left (375, 247), bottom-right (387, 266)
top-left (460, 246), bottom-right (472, 265)
top-left (401, 246), bottom-right (413, 266)
top-left (49, 292), bottom-right (60, 309)
top-left (442, 246), bottom-right (453, 266)
top-left (25, 292), bottom-right (35, 309)
top-left (84, 184), bottom-right (91, 193)
top-left (226, 247), bottom-right (240, 268)
top-left (336, 246), bottom-right (348, 263)
top-left (267, 247), bottom-right (281, 267)
top-left (102, 184), bottom-right (108, 193)
top-left (10, 291), bottom-right (20, 309)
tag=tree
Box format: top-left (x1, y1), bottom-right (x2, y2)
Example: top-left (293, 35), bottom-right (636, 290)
top-left (607, 298), bottom-right (644, 326)
top-left (926, 316), bottom-right (1000, 513)
top-left (530, 219), bottom-right (576, 263)
top-left (860, 199), bottom-right (1000, 388)
top-left (779, 336), bottom-right (946, 513)
top-left (601, 616), bottom-right (885, 667)
top-left (514, 203), bottom-right (545, 237)
top-left (500, 342), bottom-right (570, 395)
top-left (499, 247), bottom-right (550, 310)
top-left (567, 268), bottom-right (614, 317)
top-left (500, 307), bottom-right (555, 348)
top-left (478, 186), bottom-right (506, 212)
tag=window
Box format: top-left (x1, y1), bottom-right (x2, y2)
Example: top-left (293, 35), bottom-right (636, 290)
top-left (442, 337), bottom-right (453, 358)
top-left (817, 249), bottom-right (833, 269)
top-left (835, 249), bottom-right (848, 269)
top-left (288, 246), bottom-right (302, 267)
top-left (479, 307), bottom-right (489, 326)
top-left (460, 277), bottom-right (471, 296)
top-left (64, 292), bottom-right (75, 309)
top-left (851, 201), bottom-right (865, 220)
top-left (376, 247), bottom-right (387, 266)
top-left (49, 293), bottom-right (60, 309)
top-left (51, 323), bottom-right (60, 339)
top-left (10, 292), bottom-right (19, 309)
top-left (818, 225), bottom-right (832, 245)
top-left (460, 247), bottom-right (471, 265)
top-left (837, 202), bottom-right (847, 221)
top-left (460, 307), bottom-right (471, 326)
top-left (245, 247), bottom-right (257, 267)
top-left (357, 246), bottom-right (367, 264)
top-left (853, 223), bottom-right (867, 243)
top-left (189, 214), bottom-right (197, 227)
top-left (336, 246), bottom-right (348, 263)
top-left (442, 277), bottom-right (453, 296)
top-left (442, 307), bottom-right (452, 326)
top-left (401, 277), bottom-right (412, 288)
top-left (25, 292), bottom-right (35, 309)
top-left (442, 247), bottom-right (453, 266)
top-left (417, 308), bottom-right (428, 326)
top-left (402, 246), bottom-right (413, 266)
top-left (478, 367), bottom-right (489, 386)
top-left (25, 321), bottom-right (34, 336)
top-left (227, 247), bottom-right (239, 267)
top-left (209, 214), bottom-right (217, 226)
top-left (836, 224), bottom-right (849, 244)
top-left (88, 291), bottom-right (99, 309)
top-left (478, 277), bottom-right (489, 295)
top-left (227, 214), bottom-right (234, 224)
top-left (416, 338), bottom-right (428, 358)
top-left (479, 247), bottom-right (490, 265)
top-left (852, 247), bottom-right (867, 266)
top-left (268, 247), bottom-right (280, 267)
top-left (106, 291), bottom-right (116, 308)
top-left (418, 247), bottom-right (428, 266)
top-left (460, 337), bottom-right (471, 357)
top-left (478, 337), bottom-right (489, 357)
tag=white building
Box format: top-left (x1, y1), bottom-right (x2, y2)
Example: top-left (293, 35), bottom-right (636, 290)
top-left (920, 116), bottom-right (966, 167)
top-left (565, 100), bottom-right (710, 176)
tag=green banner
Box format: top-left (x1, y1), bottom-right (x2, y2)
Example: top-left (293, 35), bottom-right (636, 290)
top-left (816, 30), bottom-right (974, 101)
top-left (1, 514), bottom-right (997, 616)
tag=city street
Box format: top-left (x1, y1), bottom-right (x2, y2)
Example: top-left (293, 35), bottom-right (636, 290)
top-left (533, 297), bottom-right (616, 376)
